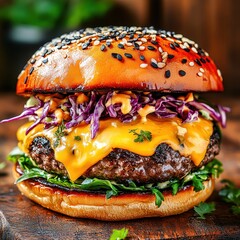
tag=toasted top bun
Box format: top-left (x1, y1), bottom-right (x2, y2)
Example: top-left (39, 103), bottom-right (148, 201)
top-left (17, 26), bottom-right (223, 95)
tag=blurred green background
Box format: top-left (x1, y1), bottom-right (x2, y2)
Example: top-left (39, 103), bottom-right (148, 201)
top-left (0, 0), bottom-right (239, 95)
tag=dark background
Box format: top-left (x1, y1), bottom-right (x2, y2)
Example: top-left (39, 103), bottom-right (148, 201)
top-left (0, 0), bottom-right (239, 96)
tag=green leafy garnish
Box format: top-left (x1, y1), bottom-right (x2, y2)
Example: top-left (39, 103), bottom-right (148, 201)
top-left (151, 188), bottom-right (164, 207)
top-left (109, 228), bottom-right (128, 240)
top-left (219, 179), bottom-right (240, 215)
top-left (54, 121), bottom-right (67, 148)
top-left (129, 129), bottom-right (152, 143)
top-left (192, 175), bottom-right (205, 191)
top-left (194, 202), bottom-right (216, 219)
top-left (171, 181), bottom-right (180, 195)
top-left (74, 136), bottom-right (81, 141)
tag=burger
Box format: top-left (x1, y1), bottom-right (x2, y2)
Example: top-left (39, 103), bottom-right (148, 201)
top-left (1, 26), bottom-right (229, 221)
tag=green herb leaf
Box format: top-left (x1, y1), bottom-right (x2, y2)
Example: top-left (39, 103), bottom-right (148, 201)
top-left (54, 121), bottom-right (67, 148)
top-left (219, 179), bottom-right (240, 215)
top-left (192, 175), bottom-right (205, 191)
top-left (129, 129), bottom-right (152, 143)
top-left (81, 178), bottom-right (119, 198)
top-left (7, 147), bottom-right (25, 163)
top-left (194, 202), bottom-right (216, 219)
top-left (171, 181), bottom-right (180, 195)
top-left (151, 188), bottom-right (164, 207)
top-left (109, 228), bottom-right (128, 240)
top-left (74, 135), bottom-right (81, 141)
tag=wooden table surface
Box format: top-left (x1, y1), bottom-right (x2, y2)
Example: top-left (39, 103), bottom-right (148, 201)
top-left (0, 92), bottom-right (239, 239)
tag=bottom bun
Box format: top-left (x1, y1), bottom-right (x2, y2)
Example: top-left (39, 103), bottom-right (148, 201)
top-left (13, 166), bottom-right (215, 221)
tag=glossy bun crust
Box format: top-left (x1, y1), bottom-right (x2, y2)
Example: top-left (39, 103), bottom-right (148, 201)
top-left (13, 166), bottom-right (215, 221)
top-left (17, 27), bottom-right (223, 95)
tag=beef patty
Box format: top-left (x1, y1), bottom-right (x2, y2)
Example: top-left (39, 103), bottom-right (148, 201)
top-left (29, 125), bottom-right (221, 184)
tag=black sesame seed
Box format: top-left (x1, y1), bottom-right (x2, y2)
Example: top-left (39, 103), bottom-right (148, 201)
top-left (195, 59), bottom-right (202, 66)
top-left (147, 46), bottom-right (156, 51)
top-left (117, 54), bottom-right (123, 61)
top-left (151, 61), bottom-right (158, 69)
top-left (111, 53), bottom-right (123, 61)
top-left (118, 43), bottom-right (124, 49)
top-left (170, 43), bottom-right (176, 50)
top-left (124, 53), bottom-right (133, 58)
top-left (129, 34), bottom-right (134, 39)
top-left (206, 58), bottom-right (210, 63)
top-left (181, 59), bottom-right (187, 64)
top-left (140, 55), bottom-right (145, 61)
top-left (111, 53), bottom-right (118, 59)
top-left (106, 42), bottom-right (111, 47)
top-left (86, 32), bottom-right (94, 37)
top-left (119, 33), bottom-right (126, 39)
top-left (82, 42), bottom-right (89, 50)
top-left (128, 38), bottom-right (138, 43)
top-left (42, 58), bottom-right (48, 64)
top-left (168, 54), bottom-right (174, 59)
top-left (184, 48), bottom-right (190, 52)
top-left (29, 67), bottom-right (34, 75)
top-left (151, 40), bottom-right (158, 45)
top-left (200, 58), bottom-right (206, 63)
top-left (179, 70), bottom-right (186, 76)
top-left (165, 70), bottom-right (171, 78)
top-left (24, 76), bottom-right (28, 84)
top-left (133, 42), bottom-right (140, 50)
top-left (100, 44), bottom-right (106, 51)
top-left (174, 42), bottom-right (180, 48)
top-left (99, 36), bottom-right (108, 41)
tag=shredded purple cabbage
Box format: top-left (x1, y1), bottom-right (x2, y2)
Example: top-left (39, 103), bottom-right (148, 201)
top-left (0, 91), bottom-right (230, 138)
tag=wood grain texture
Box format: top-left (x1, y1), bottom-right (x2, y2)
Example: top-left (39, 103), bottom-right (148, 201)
top-left (0, 93), bottom-right (240, 239)
top-left (1, 185), bottom-right (240, 239)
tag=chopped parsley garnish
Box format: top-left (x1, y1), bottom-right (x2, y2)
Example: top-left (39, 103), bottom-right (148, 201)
top-left (74, 136), bottom-right (81, 141)
top-left (151, 188), bottom-right (164, 207)
top-left (192, 175), bottom-right (205, 191)
top-left (129, 129), bottom-right (152, 142)
top-left (219, 179), bottom-right (240, 215)
top-left (109, 228), bottom-right (128, 240)
top-left (54, 121), bottom-right (67, 148)
top-left (194, 202), bottom-right (216, 219)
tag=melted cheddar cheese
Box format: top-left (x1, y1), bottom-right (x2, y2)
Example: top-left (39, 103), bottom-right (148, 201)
top-left (17, 116), bottom-right (213, 182)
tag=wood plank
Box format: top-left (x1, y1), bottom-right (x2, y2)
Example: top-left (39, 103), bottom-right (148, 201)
top-left (0, 184), bottom-right (240, 239)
